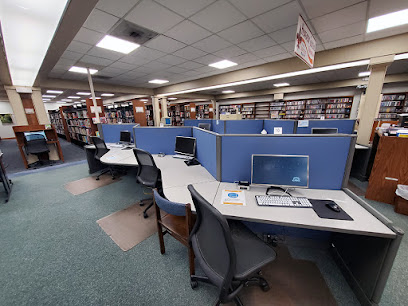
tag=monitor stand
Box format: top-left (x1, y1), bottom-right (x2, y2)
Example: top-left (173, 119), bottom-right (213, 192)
top-left (266, 186), bottom-right (293, 196)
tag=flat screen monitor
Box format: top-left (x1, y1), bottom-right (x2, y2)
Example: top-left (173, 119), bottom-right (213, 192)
top-left (120, 130), bottom-right (132, 143)
top-left (24, 131), bottom-right (47, 141)
top-left (251, 154), bottom-right (309, 188)
top-left (311, 128), bottom-right (338, 134)
top-left (175, 136), bottom-right (196, 157)
top-left (165, 118), bottom-right (171, 125)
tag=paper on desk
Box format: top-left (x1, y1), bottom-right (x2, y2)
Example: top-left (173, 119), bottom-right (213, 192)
top-left (222, 190), bottom-right (246, 206)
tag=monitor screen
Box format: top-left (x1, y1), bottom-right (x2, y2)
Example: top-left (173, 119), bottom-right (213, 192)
top-left (311, 128), bottom-right (338, 134)
top-left (251, 154), bottom-right (309, 188)
top-left (165, 118), bottom-right (171, 125)
top-left (120, 130), bottom-right (131, 143)
top-left (175, 136), bottom-right (196, 156)
top-left (24, 131), bottom-right (47, 141)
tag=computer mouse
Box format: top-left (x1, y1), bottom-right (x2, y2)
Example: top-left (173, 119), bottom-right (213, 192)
top-left (326, 202), bottom-right (341, 212)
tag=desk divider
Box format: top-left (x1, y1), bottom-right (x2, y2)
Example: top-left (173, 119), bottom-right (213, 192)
top-left (296, 119), bottom-right (356, 134)
top-left (184, 119), bottom-right (213, 130)
top-left (263, 120), bottom-right (296, 134)
top-left (225, 119), bottom-right (264, 134)
top-left (133, 126), bottom-right (192, 155)
top-left (192, 128), bottom-right (218, 179)
top-left (100, 124), bottom-right (137, 143)
top-left (213, 120), bottom-right (225, 134)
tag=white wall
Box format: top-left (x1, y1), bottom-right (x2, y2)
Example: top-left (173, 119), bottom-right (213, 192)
top-left (0, 101), bottom-right (17, 138)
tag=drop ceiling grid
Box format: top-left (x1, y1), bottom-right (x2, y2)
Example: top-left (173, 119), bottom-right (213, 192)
top-left (49, 0), bottom-right (407, 89)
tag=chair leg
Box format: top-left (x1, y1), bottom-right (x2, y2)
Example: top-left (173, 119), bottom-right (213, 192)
top-left (245, 275), bottom-right (270, 292)
top-left (109, 167), bottom-right (116, 180)
top-left (188, 245), bottom-right (195, 276)
top-left (234, 296), bottom-right (244, 306)
top-left (143, 202), bottom-right (153, 218)
top-left (157, 225), bottom-right (165, 254)
top-left (96, 168), bottom-right (109, 180)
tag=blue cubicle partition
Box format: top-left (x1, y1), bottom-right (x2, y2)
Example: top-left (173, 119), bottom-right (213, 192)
top-left (224, 119), bottom-right (264, 134)
top-left (220, 135), bottom-right (352, 189)
top-left (192, 128), bottom-right (218, 179)
top-left (101, 124), bottom-right (137, 143)
top-left (133, 127), bottom-right (192, 155)
top-left (296, 119), bottom-right (356, 134)
top-left (184, 119), bottom-right (213, 130)
top-left (213, 120), bottom-right (225, 134)
top-left (263, 120), bottom-right (296, 134)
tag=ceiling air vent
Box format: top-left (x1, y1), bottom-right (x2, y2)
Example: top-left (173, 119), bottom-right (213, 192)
top-left (93, 75), bottom-right (112, 80)
top-left (110, 20), bottom-right (159, 45)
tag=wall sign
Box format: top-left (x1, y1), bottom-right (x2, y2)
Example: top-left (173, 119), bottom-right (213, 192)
top-left (274, 127), bottom-right (283, 134)
top-left (25, 108), bottom-right (35, 114)
top-left (294, 15), bottom-right (316, 68)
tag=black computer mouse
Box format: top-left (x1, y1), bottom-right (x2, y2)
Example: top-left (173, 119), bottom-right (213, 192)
top-left (326, 202), bottom-right (341, 212)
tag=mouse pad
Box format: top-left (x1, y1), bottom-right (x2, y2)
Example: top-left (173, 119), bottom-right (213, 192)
top-left (309, 199), bottom-right (353, 221)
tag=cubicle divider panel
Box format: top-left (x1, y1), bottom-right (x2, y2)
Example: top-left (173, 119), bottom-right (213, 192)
top-left (213, 120), bottom-right (225, 134)
top-left (263, 120), bottom-right (296, 134)
top-left (225, 120), bottom-right (264, 134)
top-left (192, 128), bottom-right (218, 179)
top-left (221, 135), bottom-right (352, 189)
top-left (184, 119), bottom-right (213, 130)
top-left (101, 124), bottom-right (136, 143)
top-left (296, 119), bottom-right (356, 134)
top-left (134, 127), bottom-right (192, 155)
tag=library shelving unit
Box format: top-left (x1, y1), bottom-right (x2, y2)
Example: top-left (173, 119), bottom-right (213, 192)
top-left (284, 100), bottom-right (306, 119)
top-left (378, 93), bottom-right (407, 120)
top-left (270, 101), bottom-right (285, 119)
top-left (219, 104), bottom-right (242, 116)
top-left (169, 104), bottom-right (187, 126)
top-left (325, 97), bottom-right (352, 119)
top-left (145, 104), bottom-right (154, 126)
top-left (241, 103), bottom-right (255, 119)
top-left (104, 102), bottom-right (135, 124)
top-left (63, 106), bottom-right (92, 145)
top-left (304, 99), bottom-right (327, 119)
top-left (49, 108), bottom-right (70, 141)
top-left (255, 102), bottom-right (270, 119)
top-left (196, 103), bottom-right (214, 119)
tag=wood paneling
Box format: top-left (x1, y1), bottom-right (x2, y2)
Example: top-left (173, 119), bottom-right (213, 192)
top-left (366, 136), bottom-right (408, 204)
top-left (189, 103), bottom-right (196, 119)
top-left (21, 96), bottom-right (39, 126)
top-left (86, 98), bottom-right (105, 136)
top-left (132, 100), bottom-right (147, 126)
top-left (369, 120), bottom-right (398, 142)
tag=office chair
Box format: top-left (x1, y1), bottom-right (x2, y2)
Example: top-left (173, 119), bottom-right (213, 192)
top-left (198, 123), bottom-right (211, 131)
top-left (24, 134), bottom-right (50, 167)
top-left (153, 189), bottom-right (195, 275)
top-left (133, 148), bottom-right (163, 218)
top-left (91, 136), bottom-right (115, 180)
top-left (188, 185), bottom-right (276, 306)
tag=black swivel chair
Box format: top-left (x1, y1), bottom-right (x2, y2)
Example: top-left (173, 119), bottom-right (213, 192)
top-left (91, 136), bottom-right (115, 180)
top-left (133, 148), bottom-right (163, 218)
top-left (198, 123), bottom-right (211, 131)
top-left (188, 185), bottom-right (276, 306)
top-left (24, 134), bottom-right (50, 167)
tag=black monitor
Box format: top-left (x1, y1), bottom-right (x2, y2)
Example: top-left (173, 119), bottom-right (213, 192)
top-left (311, 128), bottom-right (338, 134)
top-left (251, 154), bottom-right (309, 188)
top-left (120, 130), bottom-right (132, 143)
top-left (175, 136), bottom-right (196, 157)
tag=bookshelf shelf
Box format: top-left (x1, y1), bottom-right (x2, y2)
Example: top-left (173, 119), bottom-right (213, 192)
top-left (378, 93), bottom-right (407, 120)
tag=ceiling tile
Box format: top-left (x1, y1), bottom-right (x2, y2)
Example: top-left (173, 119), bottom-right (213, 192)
top-left (125, 0), bottom-right (184, 33)
top-left (83, 9), bottom-right (119, 33)
top-left (368, 0), bottom-right (407, 18)
top-left (61, 50), bottom-right (83, 61)
top-left (109, 61), bottom-right (138, 70)
top-left (194, 65), bottom-right (215, 73)
top-left (214, 45), bottom-right (247, 58)
top-left (96, 0), bottom-right (140, 18)
top-left (192, 35), bottom-right (232, 53)
top-left (120, 54), bottom-right (151, 65)
top-left (81, 55), bottom-right (114, 66)
top-left (323, 34), bottom-right (364, 50)
top-left (269, 25), bottom-right (297, 44)
top-left (190, 0), bottom-right (247, 33)
top-left (66, 41), bottom-right (93, 54)
top-left (165, 66), bottom-right (189, 74)
top-left (181, 70), bottom-right (202, 76)
top-left (252, 1), bottom-right (305, 33)
top-left (281, 41), bottom-right (296, 53)
top-left (173, 46), bottom-right (207, 60)
top-left (99, 67), bottom-right (126, 77)
top-left (177, 61), bottom-right (204, 70)
top-left (155, 0), bottom-right (216, 18)
top-left (144, 61), bottom-right (172, 70)
top-left (129, 46), bottom-right (167, 61)
top-left (165, 20), bottom-right (212, 44)
top-left (193, 54), bottom-right (223, 65)
top-left (230, 53), bottom-right (259, 64)
top-left (156, 54), bottom-right (187, 65)
top-left (228, 0), bottom-right (292, 18)
top-left (56, 57), bottom-right (77, 67)
top-left (87, 47), bottom-right (124, 61)
top-left (74, 27), bottom-right (105, 45)
top-left (218, 21), bottom-right (264, 44)
top-left (262, 52), bottom-right (293, 63)
top-left (144, 35), bottom-right (186, 53)
top-left (311, 2), bottom-right (367, 33)
top-left (253, 45), bottom-right (286, 58)
top-left (238, 35), bottom-right (277, 52)
top-left (300, 0), bottom-right (362, 19)
top-left (318, 21), bottom-right (366, 43)
top-left (132, 66), bottom-right (158, 74)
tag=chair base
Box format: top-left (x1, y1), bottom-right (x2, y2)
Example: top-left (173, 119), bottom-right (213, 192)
top-left (139, 198), bottom-right (153, 218)
top-left (95, 167), bottom-right (115, 180)
top-left (28, 160), bottom-right (53, 169)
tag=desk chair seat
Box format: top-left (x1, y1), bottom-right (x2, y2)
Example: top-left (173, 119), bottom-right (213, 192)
top-left (24, 136), bottom-right (50, 167)
top-left (153, 189), bottom-right (195, 275)
top-left (91, 136), bottom-right (115, 180)
top-left (188, 185), bottom-right (276, 306)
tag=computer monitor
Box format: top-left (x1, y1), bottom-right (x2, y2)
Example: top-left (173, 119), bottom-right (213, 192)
top-left (175, 136), bottom-right (196, 157)
top-left (24, 131), bottom-right (47, 141)
top-left (120, 130), bottom-right (132, 143)
top-left (251, 154), bottom-right (309, 188)
top-left (161, 117), bottom-right (171, 126)
top-left (311, 128), bottom-right (338, 134)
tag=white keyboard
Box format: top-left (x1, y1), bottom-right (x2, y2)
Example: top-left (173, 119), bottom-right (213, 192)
top-left (255, 195), bottom-right (313, 208)
top-left (173, 154), bottom-right (194, 160)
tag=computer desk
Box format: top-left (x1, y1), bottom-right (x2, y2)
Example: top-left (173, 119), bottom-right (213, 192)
top-left (99, 146), bottom-right (401, 306)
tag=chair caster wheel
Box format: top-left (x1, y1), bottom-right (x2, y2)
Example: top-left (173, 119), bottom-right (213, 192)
top-left (260, 282), bottom-right (270, 292)
top-left (143, 212), bottom-right (148, 218)
top-left (96, 177), bottom-right (100, 181)
top-left (112, 177), bottom-right (115, 180)
top-left (190, 280), bottom-right (198, 289)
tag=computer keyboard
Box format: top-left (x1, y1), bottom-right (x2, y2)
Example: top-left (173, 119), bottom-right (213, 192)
top-left (255, 195), bottom-right (313, 208)
top-left (173, 154), bottom-right (194, 160)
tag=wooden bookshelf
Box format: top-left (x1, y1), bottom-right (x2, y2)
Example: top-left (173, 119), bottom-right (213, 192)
top-left (132, 99), bottom-right (147, 126)
top-left (378, 93), bottom-right (407, 120)
top-left (105, 102), bottom-right (135, 124)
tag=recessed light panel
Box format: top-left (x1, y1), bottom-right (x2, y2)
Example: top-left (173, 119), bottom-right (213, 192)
top-left (76, 92), bottom-right (91, 95)
top-left (61, 99), bottom-right (72, 102)
top-left (69, 66), bottom-right (98, 74)
top-left (96, 35), bottom-right (140, 54)
top-left (46, 90), bottom-right (63, 94)
top-left (101, 93), bottom-right (114, 97)
top-left (68, 96), bottom-right (80, 99)
top-left (273, 83), bottom-right (290, 87)
top-left (167, 97), bottom-right (177, 100)
top-left (358, 71), bottom-right (371, 77)
top-left (222, 90), bottom-right (235, 94)
top-left (367, 8), bottom-right (408, 33)
top-left (209, 60), bottom-right (237, 69)
top-left (42, 95), bottom-right (56, 98)
top-left (149, 79), bottom-right (169, 84)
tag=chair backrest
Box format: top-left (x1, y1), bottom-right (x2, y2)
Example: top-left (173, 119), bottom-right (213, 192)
top-left (133, 148), bottom-right (160, 188)
top-left (25, 138), bottom-right (49, 154)
top-left (188, 184), bottom-right (236, 299)
top-left (153, 189), bottom-right (186, 216)
top-left (91, 136), bottom-right (109, 160)
top-left (198, 123), bottom-right (211, 131)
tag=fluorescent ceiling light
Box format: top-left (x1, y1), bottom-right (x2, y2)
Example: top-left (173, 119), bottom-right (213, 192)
top-left (68, 96), bottom-right (80, 99)
top-left (273, 83), bottom-right (290, 87)
top-left (367, 8), bottom-right (408, 33)
top-left (222, 90), bottom-right (235, 94)
top-left (95, 97), bottom-right (101, 99)
top-left (0, 0), bottom-right (69, 86)
top-left (81, 100), bottom-right (86, 102)
top-left (61, 99), bottom-right (72, 102)
top-left (209, 60), bottom-right (237, 69)
top-left (42, 98), bottom-right (50, 101)
top-left (167, 97), bottom-right (177, 100)
top-left (76, 92), bottom-right (91, 95)
top-left (149, 79), bottom-right (169, 84)
top-left (101, 93), bottom-right (114, 97)
top-left (358, 71), bottom-right (371, 77)
top-left (69, 66), bottom-right (98, 74)
top-left (96, 35), bottom-right (140, 54)
top-left (42, 95), bottom-right (56, 98)
top-left (47, 90), bottom-right (63, 94)
top-left (140, 99), bottom-right (149, 102)
top-left (158, 59), bottom-right (370, 97)
top-left (395, 53), bottom-right (408, 60)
